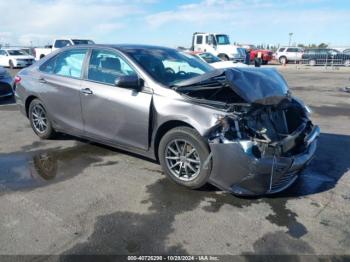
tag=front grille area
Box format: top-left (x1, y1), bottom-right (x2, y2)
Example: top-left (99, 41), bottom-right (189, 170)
top-left (0, 83), bottom-right (13, 96)
top-left (270, 171), bottom-right (298, 192)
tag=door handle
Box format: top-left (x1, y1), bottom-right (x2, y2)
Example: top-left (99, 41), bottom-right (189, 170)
top-left (81, 88), bottom-right (93, 95)
top-left (38, 77), bottom-right (47, 83)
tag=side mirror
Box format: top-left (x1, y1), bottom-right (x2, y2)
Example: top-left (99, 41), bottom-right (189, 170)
top-left (115, 75), bottom-right (143, 91)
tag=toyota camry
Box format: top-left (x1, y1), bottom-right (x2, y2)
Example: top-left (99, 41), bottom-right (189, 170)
top-left (14, 44), bottom-right (320, 196)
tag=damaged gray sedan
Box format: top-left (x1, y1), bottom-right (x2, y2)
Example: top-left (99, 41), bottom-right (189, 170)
top-left (14, 45), bottom-right (320, 196)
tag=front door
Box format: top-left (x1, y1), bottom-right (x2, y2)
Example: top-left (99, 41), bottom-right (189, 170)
top-left (80, 49), bottom-right (152, 150)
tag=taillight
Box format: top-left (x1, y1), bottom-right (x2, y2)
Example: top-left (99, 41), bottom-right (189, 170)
top-left (14, 76), bottom-right (21, 84)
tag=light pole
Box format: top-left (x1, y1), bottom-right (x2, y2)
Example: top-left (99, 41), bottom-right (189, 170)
top-left (288, 33), bottom-right (293, 46)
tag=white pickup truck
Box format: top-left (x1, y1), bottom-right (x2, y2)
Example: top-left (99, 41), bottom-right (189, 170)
top-left (34, 38), bottom-right (95, 60)
top-left (191, 32), bottom-right (245, 62)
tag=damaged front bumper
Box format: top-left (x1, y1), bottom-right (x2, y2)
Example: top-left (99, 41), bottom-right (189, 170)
top-left (208, 125), bottom-right (320, 196)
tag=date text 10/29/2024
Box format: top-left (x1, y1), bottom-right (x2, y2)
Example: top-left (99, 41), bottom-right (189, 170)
top-left (127, 255), bottom-right (219, 261)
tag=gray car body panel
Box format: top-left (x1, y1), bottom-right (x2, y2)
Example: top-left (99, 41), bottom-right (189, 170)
top-left (14, 44), bottom-right (319, 195)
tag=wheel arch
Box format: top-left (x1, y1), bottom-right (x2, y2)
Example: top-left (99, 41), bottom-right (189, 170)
top-left (218, 53), bottom-right (229, 60)
top-left (154, 120), bottom-right (197, 161)
top-left (25, 95), bottom-right (38, 117)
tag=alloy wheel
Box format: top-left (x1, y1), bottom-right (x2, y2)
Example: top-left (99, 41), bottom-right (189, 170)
top-left (165, 139), bottom-right (201, 181)
top-left (31, 104), bottom-right (48, 134)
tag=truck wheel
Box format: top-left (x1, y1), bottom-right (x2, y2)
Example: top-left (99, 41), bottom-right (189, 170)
top-left (279, 56), bottom-right (287, 64)
top-left (9, 60), bottom-right (14, 69)
top-left (218, 54), bottom-right (229, 61)
top-left (158, 126), bottom-right (212, 189)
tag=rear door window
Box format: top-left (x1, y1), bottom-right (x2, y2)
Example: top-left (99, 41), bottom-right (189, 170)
top-left (196, 36), bottom-right (203, 44)
top-left (44, 49), bottom-right (87, 78)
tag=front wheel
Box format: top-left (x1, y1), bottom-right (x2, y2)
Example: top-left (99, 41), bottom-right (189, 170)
top-left (218, 54), bottom-right (229, 61)
top-left (279, 56), bottom-right (287, 64)
top-left (29, 99), bottom-right (56, 139)
top-left (159, 127), bottom-right (212, 189)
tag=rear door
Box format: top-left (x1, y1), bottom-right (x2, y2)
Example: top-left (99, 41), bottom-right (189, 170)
top-left (38, 48), bottom-right (87, 133)
top-left (80, 48), bottom-right (152, 150)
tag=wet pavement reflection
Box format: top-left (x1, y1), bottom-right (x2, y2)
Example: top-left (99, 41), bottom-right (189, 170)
top-left (0, 143), bottom-right (116, 193)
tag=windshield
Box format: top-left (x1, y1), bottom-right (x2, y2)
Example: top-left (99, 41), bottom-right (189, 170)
top-left (123, 47), bottom-right (214, 86)
top-left (198, 52), bottom-right (221, 63)
top-left (215, 35), bottom-right (230, 45)
top-left (7, 50), bottom-right (27, 56)
top-left (72, 39), bottom-right (95, 45)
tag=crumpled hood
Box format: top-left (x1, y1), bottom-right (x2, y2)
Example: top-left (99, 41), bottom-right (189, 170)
top-left (225, 67), bottom-right (289, 105)
top-left (175, 68), bottom-right (289, 106)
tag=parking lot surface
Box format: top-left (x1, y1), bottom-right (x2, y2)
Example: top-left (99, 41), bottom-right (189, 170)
top-left (0, 66), bottom-right (349, 256)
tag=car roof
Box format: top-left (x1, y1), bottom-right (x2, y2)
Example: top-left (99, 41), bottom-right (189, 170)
top-left (61, 44), bottom-right (176, 52)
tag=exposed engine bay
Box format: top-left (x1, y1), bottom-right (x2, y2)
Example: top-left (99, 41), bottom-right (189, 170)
top-left (207, 98), bottom-right (314, 158)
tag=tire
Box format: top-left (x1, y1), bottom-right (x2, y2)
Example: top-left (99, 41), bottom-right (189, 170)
top-left (29, 99), bottom-right (56, 139)
top-left (9, 60), bottom-right (14, 69)
top-left (218, 54), bottom-right (229, 61)
top-left (309, 59), bottom-right (316, 66)
top-left (279, 56), bottom-right (287, 64)
top-left (344, 60), bottom-right (350, 67)
top-left (40, 54), bottom-right (45, 59)
top-left (158, 126), bottom-right (212, 189)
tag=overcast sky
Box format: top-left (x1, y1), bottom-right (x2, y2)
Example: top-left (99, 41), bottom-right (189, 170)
top-left (0, 0), bottom-right (349, 47)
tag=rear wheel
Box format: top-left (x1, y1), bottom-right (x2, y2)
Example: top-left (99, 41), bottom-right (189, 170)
top-left (159, 127), bottom-right (212, 189)
top-left (29, 99), bottom-right (56, 139)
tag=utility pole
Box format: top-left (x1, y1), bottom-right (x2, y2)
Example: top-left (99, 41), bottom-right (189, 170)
top-left (288, 33), bottom-right (293, 46)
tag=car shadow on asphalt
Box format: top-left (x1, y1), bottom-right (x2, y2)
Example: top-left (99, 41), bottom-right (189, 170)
top-left (270, 132), bottom-right (350, 199)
